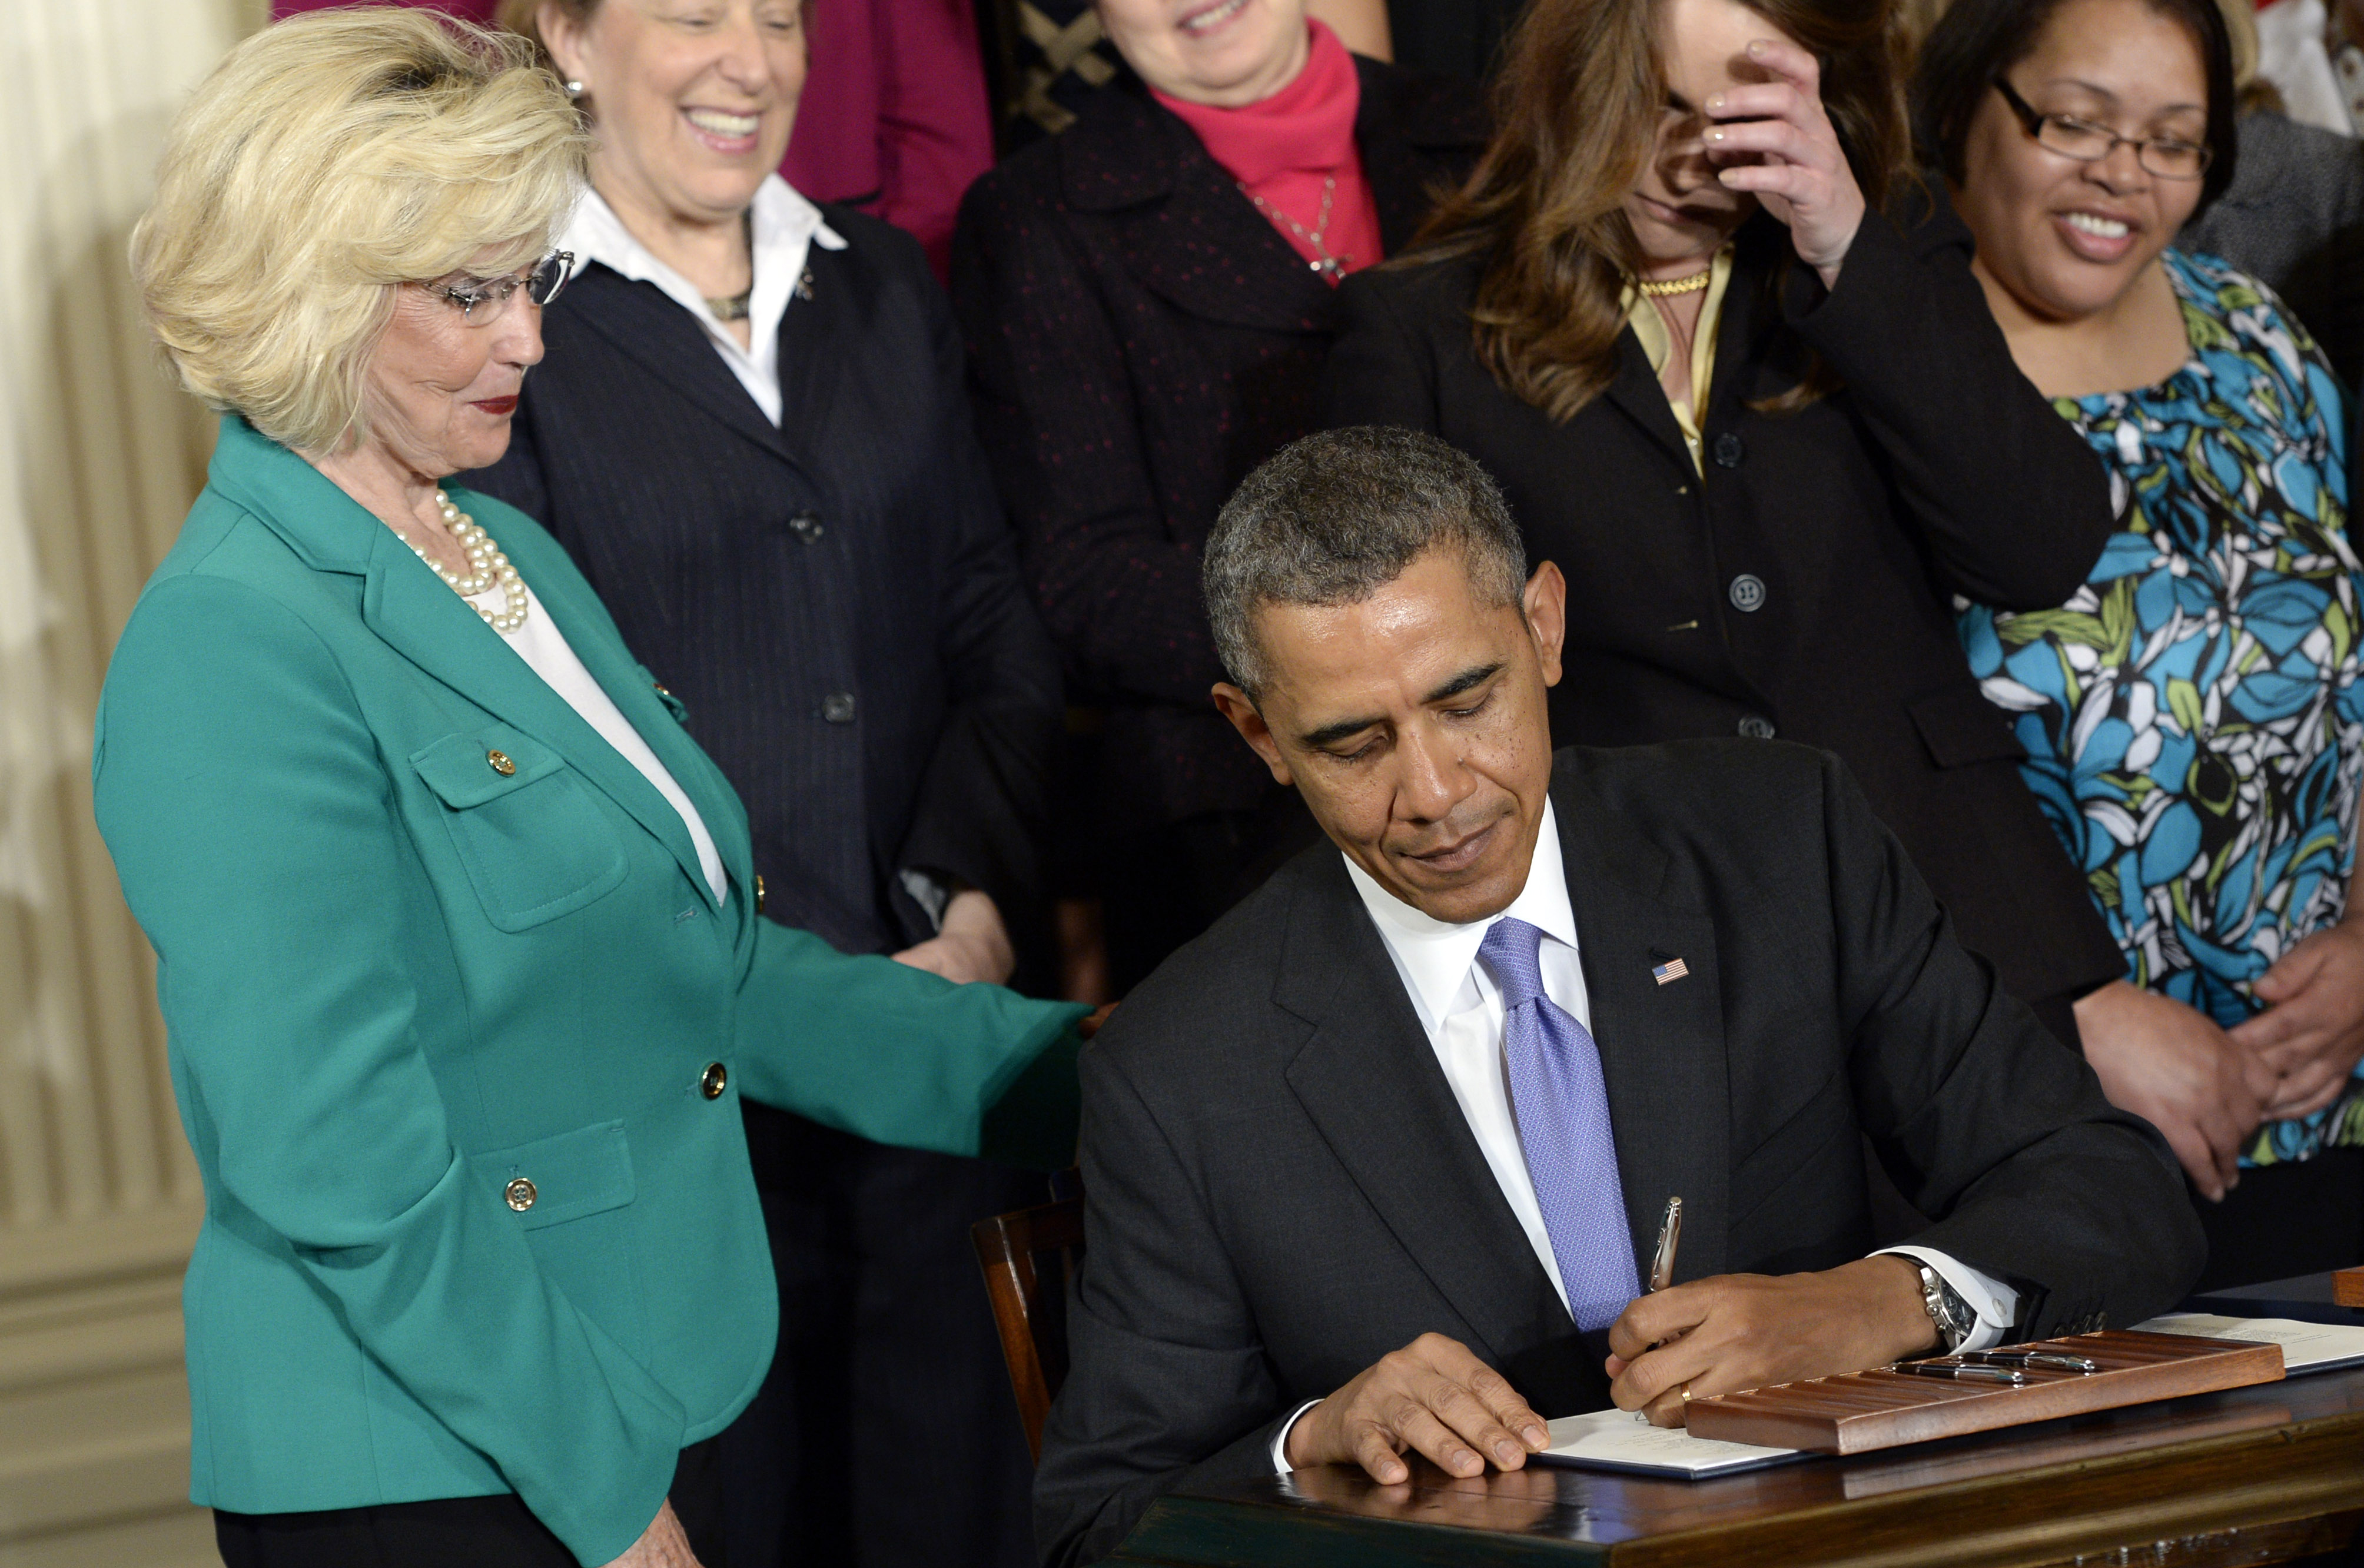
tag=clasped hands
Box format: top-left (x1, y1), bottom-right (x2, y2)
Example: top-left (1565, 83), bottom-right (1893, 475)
top-left (1283, 1255), bottom-right (1935, 1483)
top-left (2074, 915), bottom-right (2364, 1202)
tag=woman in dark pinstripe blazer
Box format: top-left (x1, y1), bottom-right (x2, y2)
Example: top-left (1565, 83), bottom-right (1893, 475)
top-left (466, 5), bottom-right (1064, 1564)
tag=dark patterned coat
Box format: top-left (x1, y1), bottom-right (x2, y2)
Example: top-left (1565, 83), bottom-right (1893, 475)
top-left (950, 61), bottom-right (1486, 835)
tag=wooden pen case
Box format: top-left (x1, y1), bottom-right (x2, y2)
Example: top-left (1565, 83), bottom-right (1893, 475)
top-left (1682, 1331), bottom-right (2285, 1454)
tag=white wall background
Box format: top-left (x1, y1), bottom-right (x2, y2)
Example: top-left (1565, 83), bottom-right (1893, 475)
top-left (0, 2), bottom-right (265, 1563)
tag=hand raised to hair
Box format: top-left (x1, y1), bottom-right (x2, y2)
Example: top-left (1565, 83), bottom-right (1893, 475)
top-left (1701, 37), bottom-right (1868, 288)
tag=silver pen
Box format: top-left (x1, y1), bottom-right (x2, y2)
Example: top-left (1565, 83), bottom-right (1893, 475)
top-left (1648, 1196), bottom-right (1683, 1293)
top-left (1963, 1348), bottom-right (2099, 1374)
top-left (1889, 1361), bottom-right (2027, 1384)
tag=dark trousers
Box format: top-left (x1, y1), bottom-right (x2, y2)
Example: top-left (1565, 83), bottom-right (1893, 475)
top-left (214, 1429), bottom-right (726, 1566)
top-left (721, 1103), bottom-right (1044, 1567)
top-left (2192, 1144), bottom-right (2364, 1293)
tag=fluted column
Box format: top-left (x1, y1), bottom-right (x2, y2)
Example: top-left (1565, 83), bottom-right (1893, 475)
top-left (0, 2), bottom-right (265, 1562)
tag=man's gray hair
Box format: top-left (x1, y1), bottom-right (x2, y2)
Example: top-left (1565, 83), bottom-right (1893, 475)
top-left (1203, 427), bottom-right (1528, 697)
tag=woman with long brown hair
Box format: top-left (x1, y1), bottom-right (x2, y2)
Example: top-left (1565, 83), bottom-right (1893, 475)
top-left (1325, 0), bottom-right (2127, 1055)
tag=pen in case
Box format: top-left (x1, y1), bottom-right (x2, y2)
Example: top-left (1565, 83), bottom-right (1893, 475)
top-left (1888, 1361), bottom-right (2027, 1384)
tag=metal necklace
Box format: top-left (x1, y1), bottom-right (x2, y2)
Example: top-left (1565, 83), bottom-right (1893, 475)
top-left (1636, 267), bottom-right (1714, 297)
top-left (1239, 175), bottom-right (1349, 282)
top-left (404, 491), bottom-right (529, 634)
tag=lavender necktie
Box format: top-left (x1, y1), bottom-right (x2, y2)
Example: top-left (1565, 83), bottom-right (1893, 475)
top-left (1479, 916), bottom-right (1640, 1331)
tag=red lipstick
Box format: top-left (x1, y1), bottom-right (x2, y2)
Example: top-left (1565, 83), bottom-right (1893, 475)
top-left (472, 396), bottom-right (519, 417)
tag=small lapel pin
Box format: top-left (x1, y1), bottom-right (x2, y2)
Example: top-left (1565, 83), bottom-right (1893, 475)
top-left (795, 266), bottom-right (816, 301)
top-left (1651, 956), bottom-right (1690, 986)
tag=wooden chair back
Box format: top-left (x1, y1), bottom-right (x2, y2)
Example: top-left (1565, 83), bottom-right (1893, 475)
top-left (972, 1194), bottom-right (1084, 1461)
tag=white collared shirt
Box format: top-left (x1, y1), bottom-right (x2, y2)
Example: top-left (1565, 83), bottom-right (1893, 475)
top-left (1270, 801), bottom-right (2017, 1471)
top-left (558, 174), bottom-right (847, 427)
top-left (472, 580), bottom-right (728, 906)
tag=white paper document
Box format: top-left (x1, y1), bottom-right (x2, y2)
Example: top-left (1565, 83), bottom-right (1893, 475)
top-left (2132, 1313), bottom-right (2364, 1374)
top-left (1531, 1408), bottom-right (1801, 1479)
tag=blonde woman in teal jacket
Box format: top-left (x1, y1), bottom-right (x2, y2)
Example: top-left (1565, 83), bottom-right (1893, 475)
top-left (95, 14), bottom-right (1084, 1568)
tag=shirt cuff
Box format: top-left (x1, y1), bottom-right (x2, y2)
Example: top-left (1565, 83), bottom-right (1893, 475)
top-left (1875, 1245), bottom-right (2020, 1354)
top-left (1270, 1398), bottom-right (1323, 1474)
top-left (898, 868), bottom-right (951, 931)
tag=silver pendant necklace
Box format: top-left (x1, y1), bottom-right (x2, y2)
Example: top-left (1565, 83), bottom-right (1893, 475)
top-left (1239, 174), bottom-right (1349, 281)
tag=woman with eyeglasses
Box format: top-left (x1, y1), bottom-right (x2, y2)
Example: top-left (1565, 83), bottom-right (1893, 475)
top-left (99, 14), bottom-right (1086, 1567)
top-left (467, 2), bottom-right (1070, 1561)
top-left (1924, 0), bottom-right (2364, 1284)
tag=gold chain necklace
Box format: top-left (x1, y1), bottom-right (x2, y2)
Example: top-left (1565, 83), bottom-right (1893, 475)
top-left (1636, 268), bottom-right (1714, 297)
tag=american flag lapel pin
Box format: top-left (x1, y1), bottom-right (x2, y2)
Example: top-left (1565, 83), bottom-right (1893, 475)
top-left (1651, 952), bottom-right (1689, 986)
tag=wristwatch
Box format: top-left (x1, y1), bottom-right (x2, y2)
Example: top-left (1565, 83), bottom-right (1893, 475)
top-left (1917, 1263), bottom-right (1976, 1353)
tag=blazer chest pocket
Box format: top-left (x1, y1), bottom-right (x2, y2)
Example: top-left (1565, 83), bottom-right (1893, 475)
top-left (473, 1119), bottom-right (638, 1231)
top-left (411, 729), bottom-right (627, 931)
top-left (1907, 685), bottom-right (2029, 770)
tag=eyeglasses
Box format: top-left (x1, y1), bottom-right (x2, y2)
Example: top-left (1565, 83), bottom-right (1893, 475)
top-left (421, 251), bottom-right (575, 321)
top-left (1990, 78), bottom-right (2210, 180)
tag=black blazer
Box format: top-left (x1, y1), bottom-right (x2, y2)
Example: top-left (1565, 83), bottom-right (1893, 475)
top-left (468, 210), bottom-right (1063, 962)
top-left (951, 61), bottom-right (1486, 835)
top-left (1323, 197), bottom-right (2126, 1022)
top-left (1035, 743), bottom-right (2203, 1566)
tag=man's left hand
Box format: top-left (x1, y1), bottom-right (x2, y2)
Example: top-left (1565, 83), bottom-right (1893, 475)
top-left (2231, 916), bottom-right (2364, 1121)
top-left (1603, 1256), bottom-right (1936, 1426)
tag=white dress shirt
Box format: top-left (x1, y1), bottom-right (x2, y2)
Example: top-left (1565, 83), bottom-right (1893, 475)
top-left (472, 580), bottom-right (728, 906)
top-left (1270, 801), bottom-right (2016, 1471)
top-left (559, 174), bottom-right (846, 428)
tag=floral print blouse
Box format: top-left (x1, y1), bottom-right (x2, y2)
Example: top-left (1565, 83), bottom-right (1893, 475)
top-left (1958, 248), bottom-right (2362, 1166)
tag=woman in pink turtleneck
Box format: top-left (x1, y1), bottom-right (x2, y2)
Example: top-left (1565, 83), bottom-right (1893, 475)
top-left (1150, 15), bottom-right (1386, 283)
top-left (952, 0), bottom-right (1486, 996)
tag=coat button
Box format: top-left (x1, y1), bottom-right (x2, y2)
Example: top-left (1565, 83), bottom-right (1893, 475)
top-left (504, 1177), bottom-right (537, 1211)
top-left (1728, 573), bottom-right (1767, 613)
top-left (1738, 715), bottom-right (1777, 739)
top-left (821, 692), bottom-right (858, 723)
top-left (700, 1061), bottom-right (729, 1099)
top-left (487, 749), bottom-right (516, 776)
top-left (754, 874), bottom-right (766, 914)
top-left (1712, 432), bottom-right (1745, 468)
top-left (787, 510), bottom-right (825, 543)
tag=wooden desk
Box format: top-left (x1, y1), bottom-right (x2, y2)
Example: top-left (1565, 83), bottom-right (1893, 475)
top-left (1111, 1364), bottom-right (2364, 1567)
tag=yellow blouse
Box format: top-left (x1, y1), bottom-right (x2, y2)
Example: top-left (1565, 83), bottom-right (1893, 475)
top-left (1622, 246), bottom-right (1736, 477)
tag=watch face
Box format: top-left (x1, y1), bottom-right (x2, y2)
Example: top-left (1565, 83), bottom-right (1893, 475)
top-left (1923, 1267), bottom-right (1972, 1348)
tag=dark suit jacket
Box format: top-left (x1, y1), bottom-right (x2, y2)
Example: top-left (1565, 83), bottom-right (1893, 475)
top-left (467, 209), bottom-right (1061, 962)
top-left (1035, 742), bottom-right (2203, 1566)
top-left (1322, 195), bottom-right (2127, 1024)
top-left (950, 61), bottom-right (1486, 835)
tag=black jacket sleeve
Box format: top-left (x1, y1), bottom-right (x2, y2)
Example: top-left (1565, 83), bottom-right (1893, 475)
top-left (895, 267), bottom-right (1065, 942)
top-left (951, 172), bottom-right (1233, 708)
top-left (1781, 190), bottom-right (2117, 611)
top-left (1815, 749), bottom-right (2204, 1330)
top-left (1032, 1037), bottom-right (1301, 1568)
top-left (1319, 265), bottom-right (1448, 433)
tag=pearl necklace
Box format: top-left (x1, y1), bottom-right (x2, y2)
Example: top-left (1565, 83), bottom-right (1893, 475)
top-left (403, 491), bottom-right (529, 634)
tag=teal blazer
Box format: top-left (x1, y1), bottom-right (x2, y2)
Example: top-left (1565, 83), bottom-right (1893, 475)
top-left (93, 417), bottom-right (1085, 1565)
